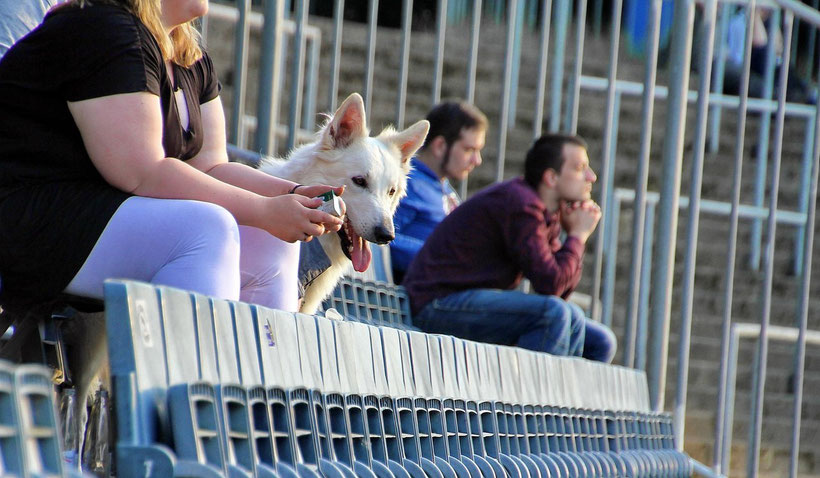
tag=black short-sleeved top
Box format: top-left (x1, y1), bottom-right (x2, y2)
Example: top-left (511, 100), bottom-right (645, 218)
top-left (0, 4), bottom-right (221, 305)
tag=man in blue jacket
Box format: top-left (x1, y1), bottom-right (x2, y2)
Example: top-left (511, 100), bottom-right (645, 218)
top-left (391, 101), bottom-right (487, 283)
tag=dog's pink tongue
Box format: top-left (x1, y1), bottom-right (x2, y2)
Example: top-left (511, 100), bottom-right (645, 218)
top-left (350, 228), bottom-right (372, 272)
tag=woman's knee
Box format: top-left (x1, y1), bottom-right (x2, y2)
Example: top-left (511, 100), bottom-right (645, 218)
top-left (181, 201), bottom-right (239, 244)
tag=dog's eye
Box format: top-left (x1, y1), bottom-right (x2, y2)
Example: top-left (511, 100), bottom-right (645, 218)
top-left (388, 188), bottom-right (396, 197)
top-left (352, 176), bottom-right (368, 188)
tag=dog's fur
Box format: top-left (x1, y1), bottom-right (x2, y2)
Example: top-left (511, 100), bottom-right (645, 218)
top-left (260, 93), bottom-right (429, 313)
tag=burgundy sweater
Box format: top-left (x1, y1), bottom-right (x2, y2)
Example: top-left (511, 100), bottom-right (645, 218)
top-left (403, 177), bottom-right (585, 315)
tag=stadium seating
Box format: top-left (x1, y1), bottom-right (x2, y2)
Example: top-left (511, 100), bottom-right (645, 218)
top-left (104, 279), bottom-right (692, 477)
top-left (0, 359), bottom-right (84, 477)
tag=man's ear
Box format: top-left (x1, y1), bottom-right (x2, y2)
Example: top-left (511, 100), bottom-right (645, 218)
top-left (319, 93), bottom-right (369, 150)
top-left (542, 168), bottom-right (559, 188)
top-left (430, 135), bottom-right (448, 161)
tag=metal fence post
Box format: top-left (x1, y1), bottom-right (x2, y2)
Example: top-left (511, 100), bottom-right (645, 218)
top-left (591, 0), bottom-right (624, 324)
top-left (713, 1), bottom-right (756, 472)
top-left (395, 0), bottom-right (413, 129)
top-left (623, 0), bottom-right (663, 369)
top-left (749, 8), bottom-right (781, 271)
top-left (286, 0), bottom-right (309, 151)
top-left (495, 0), bottom-right (519, 182)
top-left (788, 58), bottom-right (820, 478)
top-left (327, 0), bottom-right (345, 111)
top-left (255, 0), bottom-right (285, 156)
top-left (747, 11), bottom-right (794, 478)
top-left (362, 0), bottom-right (379, 120)
top-left (674, 0), bottom-right (718, 450)
top-left (647, 0), bottom-right (695, 411)
top-left (229, 0), bottom-right (252, 148)
top-left (548, 0), bottom-right (570, 132)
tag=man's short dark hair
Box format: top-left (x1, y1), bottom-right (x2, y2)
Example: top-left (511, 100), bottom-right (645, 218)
top-left (524, 133), bottom-right (588, 189)
top-left (422, 101), bottom-right (488, 150)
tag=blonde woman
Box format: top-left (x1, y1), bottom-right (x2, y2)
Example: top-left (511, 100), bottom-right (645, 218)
top-left (0, 0), bottom-right (342, 311)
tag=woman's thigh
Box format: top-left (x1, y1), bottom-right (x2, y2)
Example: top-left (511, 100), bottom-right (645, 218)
top-left (65, 197), bottom-right (241, 300)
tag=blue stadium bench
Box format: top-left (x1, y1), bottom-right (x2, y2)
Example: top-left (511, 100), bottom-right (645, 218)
top-left (0, 359), bottom-right (85, 478)
top-left (104, 279), bottom-right (693, 477)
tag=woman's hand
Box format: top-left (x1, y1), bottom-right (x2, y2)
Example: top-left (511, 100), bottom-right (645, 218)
top-left (290, 184), bottom-right (347, 233)
top-left (262, 194), bottom-right (344, 243)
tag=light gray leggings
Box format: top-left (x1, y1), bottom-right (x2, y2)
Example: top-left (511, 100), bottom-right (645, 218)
top-left (65, 196), bottom-right (300, 311)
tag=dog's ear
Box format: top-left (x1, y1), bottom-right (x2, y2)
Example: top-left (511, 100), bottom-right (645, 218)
top-left (320, 93), bottom-right (368, 150)
top-left (387, 120), bottom-right (430, 164)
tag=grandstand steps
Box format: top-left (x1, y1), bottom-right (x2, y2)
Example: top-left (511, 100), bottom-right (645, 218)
top-left (205, 10), bottom-right (820, 476)
top-left (684, 409), bottom-right (820, 478)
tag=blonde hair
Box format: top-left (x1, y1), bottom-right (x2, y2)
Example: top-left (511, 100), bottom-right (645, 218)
top-left (74, 0), bottom-right (203, 67)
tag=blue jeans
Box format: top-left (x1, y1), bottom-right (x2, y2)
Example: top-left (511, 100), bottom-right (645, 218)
top-left (413, 289), bottom-right (616, 363)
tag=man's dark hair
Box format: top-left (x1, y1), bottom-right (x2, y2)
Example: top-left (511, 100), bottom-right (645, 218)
top-left (422, 101), bottom-right (488, 150)
top-left (524, 134), bottom-right (588, 189)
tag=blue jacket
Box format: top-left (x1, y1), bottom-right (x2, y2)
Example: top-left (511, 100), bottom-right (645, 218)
top-left (391, 158), bottom-right (460, 277)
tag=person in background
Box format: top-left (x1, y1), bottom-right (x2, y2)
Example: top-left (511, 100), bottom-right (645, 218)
top-left (391, 101), bottom-right (487, 283)
top-left (0, 0), bottom-right (344, 313)
top-left (720, 6), bottom-right (815, 104)
top-left (403, 134), bottom-right (616, 363)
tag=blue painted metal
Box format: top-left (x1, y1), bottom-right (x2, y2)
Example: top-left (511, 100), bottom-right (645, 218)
top-left (747, 11), bottom-right (794, 478)
top-left (713, 1), bottom-right (756, 472)
top-left (646, 0), bottom-right (695, 411)
top-left (624, 0), bottom-right (663, 369)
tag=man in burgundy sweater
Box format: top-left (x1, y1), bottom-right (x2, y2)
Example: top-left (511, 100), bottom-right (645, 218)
top-left (403, 134), bottom-right (616, 362)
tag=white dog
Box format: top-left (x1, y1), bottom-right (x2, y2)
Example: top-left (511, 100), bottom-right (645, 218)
top-left (260, 93), bottom-right (429, 313)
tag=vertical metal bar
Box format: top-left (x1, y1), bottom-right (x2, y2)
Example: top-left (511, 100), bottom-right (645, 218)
top-left (590, 0), bottom-right (624, 323)
top-left (647, 0), bottom-right (696, 411)
top-left (747, 12), bottom-right (793, 478)
top-left (600, 92), bottom-right (622, 329)
top-left (432, 0), bottom-right (448, 105)
top-left (459, 0), bottom-right (482, 200)
top-left (395, 0), bottom-right (413, 129)
top-left (623, 0), bottom-right (663, 369)
top-left (793, 116), bottom-right (815, 276)
top-left (636, 201), bottom-right (655, 372)
top-left (790, 13), bottom-right (799, 69)
top-left (229, 0), bottom-right (252, 148)
top-left (592, 0), bottom-right (603, 37)
top-left (507, 0), bottom-right (526, 130)
top-left (807, 0), bottom-right (818, 80)
top-left (721, 330), bottom-right (740, 473)
top-left (286, 0), bottom-right (309, 152)
top-left (708, 3), bottom-right (731, 154)
top-left (601, 198), bottom-right (621, 328)
top-left (327, 0), bottom-right (345, 111)
top-left (674, 0), bottom-right (718, 450)
top-left (302, 37), bottom-right (320, 129)
top-left (255, 0), bottom-right (285, 156)
top-left (465, 0), bottom-right (483, 104)
top-left (713, 2), bottom-right (756, 473)
top-left (749, 8), bottom-right (782, 271)
top-left (531, 0), bottom-right (553, 140)
top-left (565, 0), bottom-right (588, 134)
top-left (788, 59), bottom-right (820, 478)
top-left (363, 0), bottom-right (379, 120)
top-left (495, 0), bottom-right (519, 183)
top-left (548, 0), bottom-right (570, 132)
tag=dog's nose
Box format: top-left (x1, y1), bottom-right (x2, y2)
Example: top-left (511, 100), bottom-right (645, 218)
top-left (373, 226), bottom-right (395, 244)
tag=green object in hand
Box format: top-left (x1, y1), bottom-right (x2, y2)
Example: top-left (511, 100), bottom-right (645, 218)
top-left (317, 191), bottom-right (343, 217)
